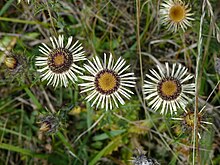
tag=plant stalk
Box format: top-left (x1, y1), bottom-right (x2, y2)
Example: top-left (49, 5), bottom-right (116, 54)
top-left (193, 2), bottom-right (206, 164)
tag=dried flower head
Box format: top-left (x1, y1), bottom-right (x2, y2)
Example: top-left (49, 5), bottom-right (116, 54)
top-left (35, 35), bottom-right (86, 88)
top-left (4, 53), bottom-right (27, 76)
top-left (172, 107), bottom-right (212, 139)
top-left (131, 149), bottom-right (160, 165)
top-left (38, 115), bottom-right (60, 134)
top-left (5, 57), bottom-right (17, 69)
top-left (160, 0), bottom-right (194, 32)
top-left (143, 63), bottom-right (195, 115)
top-left (79, 53), bottom-right (136, 111)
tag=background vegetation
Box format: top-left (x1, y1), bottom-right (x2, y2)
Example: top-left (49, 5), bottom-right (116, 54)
top-left (0, 0), bottom-right (220, 164)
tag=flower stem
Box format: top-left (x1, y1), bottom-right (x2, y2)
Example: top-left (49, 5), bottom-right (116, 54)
top-left (136, 0), bottom-right (144, 94)
top-left (193, 1), bottom-right (206, 164)
top-left (0, 17), bottom-right (49, 27)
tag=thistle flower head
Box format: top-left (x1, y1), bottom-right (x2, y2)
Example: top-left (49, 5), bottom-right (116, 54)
top-left (79, 53), bottom-right (136, 111)
top-left (172, 107), bottom-right (213, 139)
top-left (160, 0), bottom-right (194, 32)
top-left (143, 62), bottom-right (195, 115)
top-left (38, 115), bottom-right (60, 134)
top-left (4, 53), bottom-right (27, 76)
top-left (5, 57), bottom-right (17, 69)
top-left (35, 35), bottom-right (86, 88)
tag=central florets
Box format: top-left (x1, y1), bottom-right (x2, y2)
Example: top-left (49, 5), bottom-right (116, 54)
top-left (95, 69), bottom-right (120, 95)
top-left (184, 111), bottom-right (202, 128)
top-left (169, 5), bottom-right (186, 22)
top-left (47, 48), bottom-right (73, 73)
top-left (157, 77), bottom-right (182, 100)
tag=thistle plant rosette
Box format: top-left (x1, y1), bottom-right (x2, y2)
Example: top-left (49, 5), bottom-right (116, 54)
top-left (143, 63), bottom-right (195, 115)
top-left (79, 53), bottom-right (136, 111)
top-left (35, 35), bottom-right (86, 88)
top-left (160, 0), bottom-right (194, 32)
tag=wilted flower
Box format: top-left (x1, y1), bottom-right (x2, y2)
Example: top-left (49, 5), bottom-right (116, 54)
top-left (5, 57), bottom-right (17, 69)
top-left (172, 106), bottom-right (212, 139)
top-left (38, 115), bottom-right (60, 134)
top-left (4, 53), bottom-right (27, 76)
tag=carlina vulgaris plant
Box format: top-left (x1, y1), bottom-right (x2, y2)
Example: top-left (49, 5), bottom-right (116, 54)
top-left (159, 0), bottom-right (194, 32)
top-left (79, 53), bottom-right (136, 111)
top-left (143, 62), bottom-right (195, 115)
top-left (35, 35), bottom-right (86, 88)
top-left (4, 52), bottom-right (28, 77)
top-left (172, 106), bottom-right (213, 139)
top-left (37, 105), bottom-right (75, 135)
top-left (38, 114), bottom-right (60, 134)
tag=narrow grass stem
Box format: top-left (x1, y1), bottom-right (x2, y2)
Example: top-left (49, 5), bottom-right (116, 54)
top-left (193, 3), bottom-right (206, 164)
top-left (74, 113), bottom-right (105, 143)
top-left (136, 0), bottom-right (144, 97)
top-left (205, 80), bottom-right (220, 103)
top-left (57, 131), bottom-right (82, 162)
top-left (0, 17), bottom-right (49, 27)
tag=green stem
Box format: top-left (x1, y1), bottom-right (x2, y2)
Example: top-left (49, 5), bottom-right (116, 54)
top-left (136, 0), bottom-right (144, 93)
top-left (24, 87), bottom-right (42, 109)
top-left (0, 143), bottom-right (48, 159)
top-left (0, 17), bottom-right (50, 27)
top-left (56, 131), bottom-right (81, 162)
top-left (193, 3), bottom-right (206, 164)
